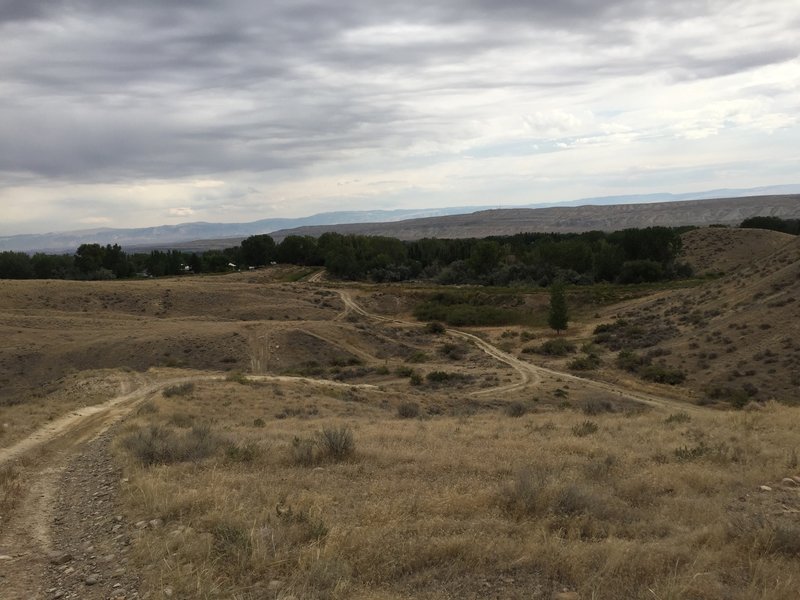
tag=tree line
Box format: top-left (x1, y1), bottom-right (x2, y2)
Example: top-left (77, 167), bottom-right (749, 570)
top-left (0, 226), bottom-right (691, 285)
top-left (740, 216), bottom-right (800, 236)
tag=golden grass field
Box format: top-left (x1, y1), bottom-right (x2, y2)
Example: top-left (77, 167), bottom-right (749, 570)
top-left (117, 378), bottom-right (800, 600)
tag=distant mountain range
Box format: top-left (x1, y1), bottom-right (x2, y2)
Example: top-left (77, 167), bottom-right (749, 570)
top-left (267, 194), bottom-right (800, 242)
top-left (2, 184), bottom-right (799, 253)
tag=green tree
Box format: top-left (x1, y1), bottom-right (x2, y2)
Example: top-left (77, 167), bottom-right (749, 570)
top-left (240, 234), bottom-right (276, 266)
top-left (0, 251), bottom-right (34, 279)
top-left (547, 281), bottom-right (568, 334)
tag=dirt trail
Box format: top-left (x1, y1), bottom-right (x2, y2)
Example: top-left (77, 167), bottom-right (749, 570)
top-left (0, 368), bottom-right (381, 599)
top-left (305, 269), bottom-right (326, 283)
top-left (336, 290), bottom-right (700, 412)
top-left (0, 373), bottom-right (220, 599)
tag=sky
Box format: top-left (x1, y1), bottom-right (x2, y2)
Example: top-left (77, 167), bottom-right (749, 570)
top-left (1, 0), bottom-right (799, 235)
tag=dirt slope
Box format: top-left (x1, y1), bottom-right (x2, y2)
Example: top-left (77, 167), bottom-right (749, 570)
top-left (680, 227), bottom-right (795, 276)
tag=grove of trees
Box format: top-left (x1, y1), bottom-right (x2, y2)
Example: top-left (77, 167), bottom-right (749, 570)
top-left (740, 216), bottom-right (800, 235)
top-left (0, 226), bottom-right (693, 286)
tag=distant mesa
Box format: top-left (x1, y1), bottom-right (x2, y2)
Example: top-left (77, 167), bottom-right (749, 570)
top-left (2, 185), bottom-right (799, 253)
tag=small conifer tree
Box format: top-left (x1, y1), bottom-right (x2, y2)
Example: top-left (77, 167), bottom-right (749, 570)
top-left (548, 281), bottom-right (569, 334)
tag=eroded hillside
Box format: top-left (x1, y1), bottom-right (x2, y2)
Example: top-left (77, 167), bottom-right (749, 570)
top-left (597, 233), bottom-right (800, 404)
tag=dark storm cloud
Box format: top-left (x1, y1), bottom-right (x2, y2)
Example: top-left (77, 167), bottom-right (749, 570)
top-left (0, 0), bottom-right (796, 182)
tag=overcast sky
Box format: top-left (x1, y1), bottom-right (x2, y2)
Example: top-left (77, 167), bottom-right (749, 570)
top-left (1, 0), bottom-right (798, 235)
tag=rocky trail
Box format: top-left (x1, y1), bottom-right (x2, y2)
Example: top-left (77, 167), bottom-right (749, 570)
top-left (0, 373), bottom-right (183, 599)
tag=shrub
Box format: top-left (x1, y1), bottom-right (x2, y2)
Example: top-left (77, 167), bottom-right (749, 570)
top-left (504, 401), bottom-right (528, 418)
top-left (674, 442), bottom-right (710, 461)
top-left (501, 467), bottom-right (550, 516)
top-left (406, 351), bottom-right (430, 363)
top-left (426, 370), bottom-right (451, 383)
top-left (225, 441), bottom-right (261, 463)
top-left (253, 417), bottom-right (266, 427)
top-left (616, 350), bottom-right (650, 372)
top-left (639, 364), bottom-right (687, 385)
top-left (617, 350), bottom-right (686, 385)
top-left (439, 342), bottom-right (466, 360)
top-left (568, 354), bottom-right (601, 371)
top-left (553, 484), bottom-right (594, 516)
top-left (123, 424), bottom-right (221, 465)
top-left (583, 399), bottom-right (614, 415)
top-left (397, 402), bottom-right (420, 419)
top-left (163, 382), bottom-right (195, 397)
top-left (537, 338), bottom-right (576, 356)
top-left (225, 372), bottom-right (249, 385)
top-left (316, 426), bottom-right (355, 461)
top-left (572, 420), bottom-right (599, 437)
top-left (211, 522), bottom-right (252, 560)
top-left (664, 411), bottom-right (691, 424)
top-left (424, 321), bottom-right (446, 334)
top-left (395, 366), bottom-right (414, 377)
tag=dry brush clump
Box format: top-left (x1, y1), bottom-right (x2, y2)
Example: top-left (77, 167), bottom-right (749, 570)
top-left (290, 425), bottom-right (356, 466)
top-left (122, 423), bottom-right (223, 465)
top-left (115, 380), bottom-right (800, 600)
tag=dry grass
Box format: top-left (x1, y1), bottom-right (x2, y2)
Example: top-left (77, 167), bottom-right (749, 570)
top-left (0, 464), bottom-right (23, 530)
top-left (116, 380), bottom-right (800, 599)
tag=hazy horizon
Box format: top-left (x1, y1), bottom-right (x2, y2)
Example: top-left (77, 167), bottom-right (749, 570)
top-left (2, 1), bottom-right (799, 236)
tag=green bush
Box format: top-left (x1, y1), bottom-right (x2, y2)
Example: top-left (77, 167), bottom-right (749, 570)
top-left (536, 339), bottom-right (576, 356)
top-left (568, 354), bottom-right (601, 371)
top-left (639, 364), bottom-right (686, 385)
top-left (616, 349), bottom-right (650, 372)
top-left (425, 371), bottom-right (469, 385)
top-left (424, 321), bottom-right (446, 334)
top-left (395, 366), bottom-right (414, 377)
top-left (617, 350), bottom-right (686, 385)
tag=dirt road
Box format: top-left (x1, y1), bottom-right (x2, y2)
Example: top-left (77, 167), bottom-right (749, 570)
top-left (335, 289), bottom-right (700, 412)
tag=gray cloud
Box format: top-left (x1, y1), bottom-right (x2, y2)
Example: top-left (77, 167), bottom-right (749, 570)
top-left (1, 0), bottom-right (798, 233)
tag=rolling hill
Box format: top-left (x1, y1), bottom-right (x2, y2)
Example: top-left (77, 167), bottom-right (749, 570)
top-left (601, 227), bottom-right (800, 404)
